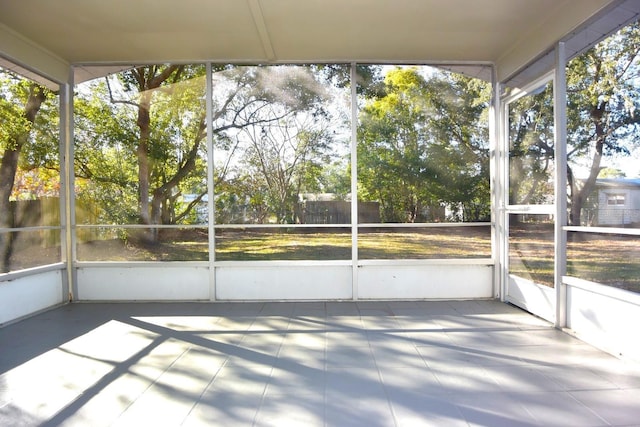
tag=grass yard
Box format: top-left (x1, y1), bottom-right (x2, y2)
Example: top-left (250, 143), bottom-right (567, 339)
top-left (357, 226), bottom-right (491, 259)
top-left (215, 226), bottom-right (492, 261)
top-left (509, 223), bottom-right (640, 293)
top-left (7, 224), bottom-right (639, 294)
top-left (215, 229), bottom-right (352, 261)
top-left (567, 232), bottom-right (640, 293)
top-left (509, 223), bottom-right (555, 287)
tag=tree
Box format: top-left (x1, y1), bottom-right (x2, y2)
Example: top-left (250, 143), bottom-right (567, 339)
top-left (598, 167), bottom-right (626, 178)
top-left (567, 21), bottom-right (640, 225)
top-left (358, 67), bottom-right (490, 223)
top-left (74, 80), bottom-right (139, 225)
top-left (212, 65), bottom-right (346, 224)
top-left (0, 72), bottom-right (54, 271)
top-left (507, 83), bottom-right (555, 205)
top-left (75, 64), bottom-right (341, 231)
top-left (121, 65), bottom-right (207, 231)
top-left (240, 108), bottom-right (332, 223)
top-left (76, 64), bottom-right (216, 240)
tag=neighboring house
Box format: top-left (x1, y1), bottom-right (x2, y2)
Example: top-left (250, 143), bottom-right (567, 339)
top-left (584, 178), bottom-right (640, 226)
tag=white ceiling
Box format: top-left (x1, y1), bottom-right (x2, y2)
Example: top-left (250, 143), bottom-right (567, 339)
top-left (0, 0), bottom-right (634, 85)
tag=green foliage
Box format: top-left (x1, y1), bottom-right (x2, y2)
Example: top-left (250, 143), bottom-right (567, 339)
top-left (566, 21), bottom-right (640, 224)
top-left (0, 72), bottom-right (59, 185)
top-left (74, 80), bottom-right (141, 224)
top-left (357, 67), bottom-right (490, 222)
top-left (505, 20), bottom-right (640, 223)
top-left (508, 82), bottom-right (555, 205)
top-left (0, 70), bottom-right (58, 272)
top-left (75, 65), bottom-right (208, 226)
top-left (598, 167), bottom-right (626, 178)
top-left (212, 65), bottom-right (348, 224)
top-left (567, 22), bottom-right (640, 155)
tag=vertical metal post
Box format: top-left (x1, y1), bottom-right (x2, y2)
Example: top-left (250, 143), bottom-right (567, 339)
top-left (350, 63), bottom-right (359, 300)
top-left (554, 42), bottom-right (568, 328)
top-left (60, 67), bottom-right (76, 301)
top-left (489, 66), bottom-right (502, 300)
top-left (496, 76), bottom-right (511, 302)
top-left (206, 63), bottom-right (216, 301)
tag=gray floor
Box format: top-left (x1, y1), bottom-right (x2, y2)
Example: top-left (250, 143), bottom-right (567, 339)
top-left (1, 300), bottom-right (639, 426)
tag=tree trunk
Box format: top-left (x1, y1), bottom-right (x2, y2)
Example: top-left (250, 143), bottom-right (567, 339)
top-left (569, 109), bottom-right (605, 226)
top-left (137, 91), bottom-right (152, 226)
top-left (0, 84), bottom-right (46, 272)
top-left (130, 65), bottom-right (186, 240)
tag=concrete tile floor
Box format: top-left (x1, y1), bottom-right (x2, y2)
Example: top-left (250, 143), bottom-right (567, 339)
top-left (1, 300), bottom-right (639, 426)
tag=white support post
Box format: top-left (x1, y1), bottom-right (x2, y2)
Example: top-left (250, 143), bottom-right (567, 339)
top-left (206, 63), bottom-right (216, 301)
top-left (350, 63), bottom-right (359, 300)
top-left (554, 42), bottom-right (568, 328)
top-left (60, 67), bottom-right (76, 302)
top-left (497, 80), bottom-right (510, 302)
top-left (489, 66), bottom-right (503, 300)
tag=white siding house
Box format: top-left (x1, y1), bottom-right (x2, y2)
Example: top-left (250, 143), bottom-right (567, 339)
top-left (594, 178), bottom-right (640, 226)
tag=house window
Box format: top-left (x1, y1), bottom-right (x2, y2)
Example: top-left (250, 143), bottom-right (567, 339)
top-left (607, 194), bottom-right (626, 206)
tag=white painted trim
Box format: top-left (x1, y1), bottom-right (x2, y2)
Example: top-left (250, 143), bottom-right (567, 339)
top-left (506, 274), bottom-right (556, 322)
top-left (76, 265), bottom-right (210, 301)
top-left (216, 264), bottom-right (352, 300)
top-left (554, 41), bottom-right (568, 328)
top-left (0, 270), bottom-right (64, 325)
top-left (564, 226), bottom-right (640, 236)
top-left (0, 263), bottom-right (64, 282)
top-left (0, 23), bottom-right (69, 84)
top-left (358, 258), bottom-right (493, 266)
top-left (206, 62), bottom-right (216, 301)
top-left (215, 260), bottom-right (351, 268)
top-left (358, 263), bottom-right (493, 300)
top-left (350, 63), bottom-right (359, 300)
top-left (563, 276), bottom-right (640, 306)
top-left (565, 278), bottom-right (640, 363)
top-left (76, 261), bottom-right (209, 268)
top-left (358, 222), bottom-right (490, 228)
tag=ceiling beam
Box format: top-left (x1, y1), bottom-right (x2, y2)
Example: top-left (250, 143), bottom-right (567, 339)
top-left (248, 0), bottom-right (276, 62)
top-left (0, 23), bottom-right (69, 85)
top-left (496, 0), bottom-right (616, 82)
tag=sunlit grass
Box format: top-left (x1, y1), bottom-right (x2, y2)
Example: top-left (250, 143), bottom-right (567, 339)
top-left (358, 228), bottom-right (491, 259)
top-left (567, 233), bottom-right (640, 293)
top-left (509, 224), bottom-right (555, 287)
top-left (509, 225), bottom-right (640, 293)
top-left (70, 225), bottom-right (640, 295)
top-left (215, 231), bottom-right (352, 260)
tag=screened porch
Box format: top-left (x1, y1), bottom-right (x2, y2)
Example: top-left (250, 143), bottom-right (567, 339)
top-left (1, 0), bottom-right (640, 424)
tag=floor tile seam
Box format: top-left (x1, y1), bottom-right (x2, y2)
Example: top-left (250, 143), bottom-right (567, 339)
top-left (531, 366), bottom-right (625, 392)
top-left (395, 324), bottom-right (434, 371)
top-left (414, 342), bottom-right (535, 368)
top-left (322, 311), bottom-right (329, 427)
top-left (450, 391), bottom-right (547, 427)
top-left (565, 390), bottom-right (640, 426)
top-left (253, 314), bottom-right (296, 427)
top-left (537, 390), bottom-right (612, 426)
top-left (114, 344), bottom-right (194, 425)
top-left (202, 310), bottom-right (268, 426)
top-left (563, 385), bottom-right (633, 395)
top-left (368, 335), bottom-right (400, 427)
top-left (429, 401), bottom-right (473, 427)
top-left (180, 349), bottom-right (230, 426)
top-left (585, 368), bottom-right (640, 389)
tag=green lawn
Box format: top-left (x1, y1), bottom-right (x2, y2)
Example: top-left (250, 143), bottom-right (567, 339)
top-left (13, 224), bottom-right (638, 294)
top-left (509, 224), bottom-right (640, 293)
